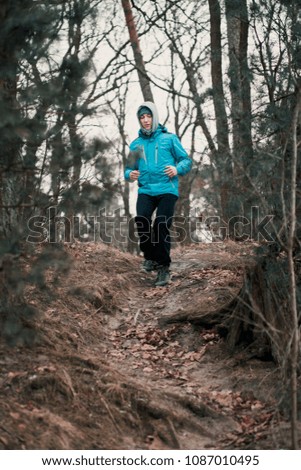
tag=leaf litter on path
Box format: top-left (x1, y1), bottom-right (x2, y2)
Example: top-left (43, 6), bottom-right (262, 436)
top-left (0, 241), bottom-right (291, 450)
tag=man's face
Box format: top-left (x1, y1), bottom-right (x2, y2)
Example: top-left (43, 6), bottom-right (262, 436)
top-left (139, 113), bottom-right (152, 131)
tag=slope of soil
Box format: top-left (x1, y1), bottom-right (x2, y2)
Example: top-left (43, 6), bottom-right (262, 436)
top-left (0, 240), bottom-right (298, 449)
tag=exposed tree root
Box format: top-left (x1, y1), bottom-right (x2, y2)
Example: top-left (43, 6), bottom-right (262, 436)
top-left (160, 252), bottom-right (298, 365)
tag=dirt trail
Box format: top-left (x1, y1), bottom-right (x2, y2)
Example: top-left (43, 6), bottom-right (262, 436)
top-left (0, 241), bottom-right (291, 450)
top-left (97, 242), bottom-right (284, 449)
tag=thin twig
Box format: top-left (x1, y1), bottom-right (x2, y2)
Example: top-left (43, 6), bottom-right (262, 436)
top-left (134, 308), bottom-right (141, 325)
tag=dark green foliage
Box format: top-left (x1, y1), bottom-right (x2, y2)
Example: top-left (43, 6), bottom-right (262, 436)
top-left (0, 0), bottom-right (115, 344)
top-left (82, 138), bottom-right (112, 162)
top-left (0, 241), bottom-right (71, 346)
top-left (126, 148), bottom-right (145, 169)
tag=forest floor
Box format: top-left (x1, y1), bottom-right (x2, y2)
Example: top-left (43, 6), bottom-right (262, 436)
top-left (0, 239), bottom-right (299, 450)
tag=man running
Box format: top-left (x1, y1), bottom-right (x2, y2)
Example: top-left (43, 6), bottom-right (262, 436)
top-left (125, 101), bottom-right (192, 286)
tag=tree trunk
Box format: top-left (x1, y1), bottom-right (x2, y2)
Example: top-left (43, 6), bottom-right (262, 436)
top-left (0, 1), bottom-right (24, 238)
top-left (121, 0), bottom-right (154, 102)
top-left (160, 250), bottom-right (298, 366)
top-left (66, 111), bottom-right (83, 241)
top-left (287, 80), bottom-right (301, 450)
top-left (23, 96), bottom-right (50, 222)
top-left (172, 175), bottom-right (191, 244)
top-left (208, 0), bottom-right (230, 155)
top-left (225, 0), bottom-right (253, 175)
top-left (208, 0), bottom-right (234, 228)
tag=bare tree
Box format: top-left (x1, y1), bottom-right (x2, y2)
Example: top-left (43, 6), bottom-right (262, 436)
top-left (104, 78), bottom-right (139, 252)
top-left (121, 0), bottom-right (154, 101)
top-left (208, 0), bottom-right (230, 157)
top-left (225, 0), bottom-right (253, 176)
top-left (208, 0), bottom-right (234, 226)
top-left (287, 79), bottom-right (300, 450)
top-left (0, 0), bottom-right (29, 237)
top-left (155, 0), bottom-right (235, 223)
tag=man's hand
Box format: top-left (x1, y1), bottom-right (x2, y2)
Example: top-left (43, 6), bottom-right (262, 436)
top-left (164, 165), bottom-right (178, 178)
top-left (130, 170), bottom-right (140, 181)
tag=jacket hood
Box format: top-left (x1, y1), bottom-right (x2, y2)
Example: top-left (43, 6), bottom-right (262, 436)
top-left (138, 123), bottom-right (167, 139)
top-left (137, 101), bottom-right (159, 135)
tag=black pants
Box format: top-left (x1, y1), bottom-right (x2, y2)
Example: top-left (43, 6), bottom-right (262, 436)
top-left (135, 193), bottom-right (178, 267)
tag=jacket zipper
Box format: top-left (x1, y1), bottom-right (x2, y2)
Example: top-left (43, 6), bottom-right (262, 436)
top-left (155, 144), bottom-right (158, 165)
top-left (143, 144), bottom-right (151, 183)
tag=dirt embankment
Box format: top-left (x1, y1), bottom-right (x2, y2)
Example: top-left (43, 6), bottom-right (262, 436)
top-left (0, 241), bottom-right (296, 450)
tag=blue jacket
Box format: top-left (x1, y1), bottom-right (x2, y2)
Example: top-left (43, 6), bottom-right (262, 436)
top-left (124, 124), bottom-right (192, 197)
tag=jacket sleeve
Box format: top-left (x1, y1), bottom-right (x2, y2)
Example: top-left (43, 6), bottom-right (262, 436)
top-left (124, 167), bottom-right (133, 182)
top-left (171, 135), bottom-right (192, 176)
